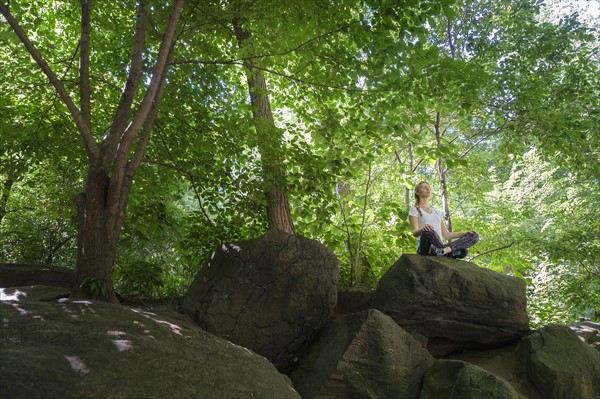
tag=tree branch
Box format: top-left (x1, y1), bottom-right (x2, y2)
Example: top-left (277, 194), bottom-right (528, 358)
top-left (107, 0), bottom-right (185, 237)
top-left (79, 0), bottom-right (92, 129)
top-left (172, 58), bottom-right (382, 92)
top-left (142, 158), bottom-right (222, 241)
top-left (0, 1), bottom-right (98, 159)
top-left (471, 242), bottom-right (515, 260)
top-left (121, 0), bottom-right (185, 145)
top-left (102, 0), bottom-right (148, 161)
top-left (249, 21), bottom-right (359, 60)
top-left (459, 118), bottom-right (510, 159)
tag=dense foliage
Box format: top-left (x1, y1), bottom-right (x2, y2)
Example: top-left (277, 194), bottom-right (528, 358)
top-left (1, 0), bottom-right (598, 325)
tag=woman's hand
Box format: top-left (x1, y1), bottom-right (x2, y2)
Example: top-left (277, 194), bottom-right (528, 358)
top-left (422, 224), bottom-right (433, 233)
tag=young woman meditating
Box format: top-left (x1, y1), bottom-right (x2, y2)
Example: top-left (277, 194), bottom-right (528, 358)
top-left (408, 181), bottom-right (479, 258)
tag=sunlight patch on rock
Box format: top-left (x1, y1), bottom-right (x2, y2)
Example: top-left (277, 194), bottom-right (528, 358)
top-left (8, 302), bottom-right (29, 316)
top-left (0, 288), bottom-right (26, 301)
top-left (112, 339), bottom-right (133, 352)
top-left (64, 355), bottom-right (90, 375)
top-left (129, 308), bottom-right (183, 336)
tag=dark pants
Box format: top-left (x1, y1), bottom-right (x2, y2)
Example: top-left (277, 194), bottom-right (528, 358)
top-left (417, 231), bottom-right (479, 255)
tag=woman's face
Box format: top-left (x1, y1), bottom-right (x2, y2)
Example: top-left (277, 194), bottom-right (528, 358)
top-left (417, 183), bottom-right (431, 198)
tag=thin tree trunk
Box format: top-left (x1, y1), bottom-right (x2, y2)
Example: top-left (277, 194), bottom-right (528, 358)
top-left (405, 142), bottom-right (414, 207)
top-left (434, 111), bottom-right (452, 232)
top-left (337, 183), bottom-right (356, 285)
top-left (233, 18), bottom-right (295, 235)
top-left (355, 163), bottom-right (373, 287)
top-left (438, 16), bottom-right (456, 232)
top-left (0, 178), bottom-right (14, 226)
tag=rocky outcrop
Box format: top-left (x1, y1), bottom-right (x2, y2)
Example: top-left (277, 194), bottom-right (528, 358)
top-left (372, 255), bottom-right (529, 356)
top-left (419, 359), bottom-right (522, 399)
top-left (182, 230), bottom-right (339, 372)
top-left (0, 298), bottom-right (299, 399)
top-left (0, 264), bottom-right (74, 290)
top-left (447, 342), bottom-right (542, 398)
top-left (0, 285), bottom-right (70, 301)
top-left (523, 324), bottom-right (600, 399)
top-left (570, 320), bottom-right (600, 352)
top-left (335, 287), bottom-right (373, 314)
top-left (290, 309), bottom-right (434, 399)
top-left (4, 253), bottom-right (599, 399)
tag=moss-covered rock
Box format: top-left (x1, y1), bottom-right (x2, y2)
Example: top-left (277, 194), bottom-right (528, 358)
top-left (290, 309), bottom-right (434, 399)
top-left (420, 359), bottom-right (522, 399)
top-left (182, 230), bottom-right (339, 372)
top-left (0, 299), bottom-right (299, 399)
top-left (373, 254), bottom-right (529, 356)
top-left (523, 324), bottom-right (600, 399)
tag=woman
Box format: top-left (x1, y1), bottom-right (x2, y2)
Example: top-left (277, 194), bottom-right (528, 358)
top-left (408, 181), bottom-right (479, 258)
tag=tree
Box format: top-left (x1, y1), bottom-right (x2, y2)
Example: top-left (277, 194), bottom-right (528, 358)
top-left (232, 17), bottom-right (295, 234)
top-left (0, 0), bottom-right (186, 301)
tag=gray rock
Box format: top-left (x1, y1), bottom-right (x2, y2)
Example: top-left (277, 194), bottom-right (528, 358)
top-left (290, 309), bottom-right (434, 399)
top-left (0, 299), bottom-right (300, 399)
top-left (372, 255), bottom-right (529, 355)
top-left (419, 359), bottom-right (522, 399)
top-left (570, 320), bottom-right (600, 352)
top-left (523, 324), bottom-right (600, 399)
top-left (0, 285), bottom-right (70, 301)
top-left (447, 343), bottom-right (543, 398)
top-left (182, 230), bottom-right (339, 372)
top-left (335, 287), bottom-right (373, 314)
top-left (0, 264), bottom-right (74, 290)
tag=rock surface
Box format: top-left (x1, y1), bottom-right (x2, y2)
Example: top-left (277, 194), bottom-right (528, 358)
top-left (447, 343), bottom-right (542, 398)
top-left (0, 285), bottom-right (70, 301)
top-left (0, 298), bottom-right (299, 399)
top-left (372, 255), bottom-right (529, 355)
top-left (570, 320), bottom-right (600, 352)
top-left (4, 253), bottom-right (599, 399)
top-left (523, 324), bottom-right (600, 399)
top-left (335, 287), bottom-right (373, 315)
top-left (0, 264), bottom-right (74, 290)
top-left (419, 359), bottom-right (522, 399)
top-left (290, 309), bottom-right (434, 399)
top-left (182, 230), bottom-right (339, 372)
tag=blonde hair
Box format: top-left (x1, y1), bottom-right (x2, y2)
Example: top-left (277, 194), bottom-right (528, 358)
top-left (414, 181), bottom-right (430, 217)
top-left (414, 181), bottom-right (430, 206)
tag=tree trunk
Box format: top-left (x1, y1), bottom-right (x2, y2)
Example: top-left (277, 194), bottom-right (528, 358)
top-left (266, 190), bottom-right (295, 235)
top-left (0, 178), bottom-right (14, 226)
top-left (72, 167), bottom-right (119, 302)
top-left (434, 111), bottom-right (452, 232)
top-left (234, 19), bottom-right (295, 235)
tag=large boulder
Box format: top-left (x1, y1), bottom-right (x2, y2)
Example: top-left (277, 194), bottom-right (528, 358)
top-left (372, 255), bottom-right (529, 356)
top-left (182, 230), bottom-right (339, 372)
top-left (447, 343), bottom-right (542, 398)
top-left (0, 264), bottom-right (74, 290)
top-left (523, 324), bottom-right (600, 399)
top-left (290, 309), bottom-right (434, 399)
top-left (570, 320), bottom-right (600, 352)
top-left (0, 285), bottom-right (70, 301)
top-left (419, 359), bottom-right (522, 399)
top-left (335, 287), bottom-right (373, 314)
top-left (0, 298), bottom-right (300, 399)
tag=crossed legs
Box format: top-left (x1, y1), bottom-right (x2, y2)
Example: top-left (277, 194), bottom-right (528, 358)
top-left (417, 231), bottom-right (479, 257)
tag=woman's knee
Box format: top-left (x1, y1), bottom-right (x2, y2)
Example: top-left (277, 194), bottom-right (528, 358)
top-left (468, 232), bottom-right (480, 243)
top-left (463, 232), bottom-right (479, 245)
top-left (422, 230), bottom-right (439, 240)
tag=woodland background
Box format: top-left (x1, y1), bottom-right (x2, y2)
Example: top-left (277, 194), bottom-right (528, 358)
top-left (1, 0), bottom-right (598, 327)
